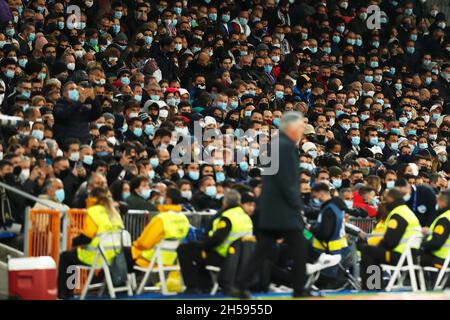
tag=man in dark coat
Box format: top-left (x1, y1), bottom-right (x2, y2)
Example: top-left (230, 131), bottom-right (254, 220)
top-left (53, 81), bottom-right (102, 145)
top-left (150, 36), bottom-right (178, 81)
top-left (233, 111), bottom-right (310, 298)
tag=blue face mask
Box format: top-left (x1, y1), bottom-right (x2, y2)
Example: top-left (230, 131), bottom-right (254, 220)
top-left (275, 91), bottom-right (284, 99)
top-left (205, 185), bottom-right (217, 197)
top-left (150, 158), bottom-right (159, 168)
top-left (351, 136), bottom-right (360, 146)
top-left (122, 191), bottom-right (131, 201)
top-left (341, 123), bottom-right (350, 132)
top-left (408, 129), bottom-right (417, 136)
top-left (222, 14), bottom-right (231, 22)
top-left (239, 161), bottom-right (249, 172)
top-left (144, 36), bottom-right (153, 45)
top-left (216, 101), bottom-right (227, 110)
top-left (391, 128), bottom-right (400, 135)
top-left (112, 25), bottom-right (120, 34)
top-left (68, 89), bottom-right (79, 101)
top-left (138, 189), bottom-right (151, 200)
top-left (360, 114), bottom-right (370, 122)
top-left (370, 137), bottom-right (378, 145)
top-left (264, 65), bottom-right (272, 73)
top-left (391, 142), bottom-right (399, 151)
top-left (332, 35), bottom-right (340, 44)
top-left (406, 47), bottom-right (415, 54)
top-left (215, 172), bottom-right (225, 182)
top-left (209, 13), bottom-right (217, 21)
top-left (332, 178), bottom-right (342, 189)
top-left (336, 110), bottom-right (345, 118)
top-left (189, 171), bottom-right (200, 181)
top-left (410, 34), bottom-right (418, 41)
top-left (356, 39), bottom-right (363, 46)
top-left (83, 155), bottom-right (94, 166)
top-left (230, 101), bottom-right (239, 109)
top-left (5, 28), bottom-right (15, 37)
top-left (114, 11), bottom-right (123, 19)
top-left (399, 117), bottom-right (408, 125)
top-left (4, 70), bottom-right (15, 79)
top-left (31, 130), bottom-right (44, 141)
top-left (121, 77), bottom-right (130, 85)
top-left (370, 61), bottom-right (378, 68)
top-left (273, 118), bottom-right (280, 127)
top-left (372, 41), bottom-right (380, 48)
top-left (22, 90), bottom-right (31, 99)
top-left (174, 7), bottom-right (182, 15)
top-left (18, 59), bottom-right (28, 68)
top-left (351, 123), bottom-right (359, 129)
top-left (145, 125), bottom-right (154, 136)
top-left (28, 33), bottom-right (36, 42)
top-left (55, 189), bottom-right (65, 203)
top-left (308, 150), bottom-right (318, 159)
top-left (58, 21), bottom-right (65, 30)
top-left (365, 75), bottom-right (373, 83)
top-left (133, 127), bottom-right (143, 137)
top-left (419, 143), bottom-right (428, 149)
top-left (90, 38), bottom-right (98, 46)
top-left (378, 142), bottom-right (386, 149)
top-left (150, 95), bottom-right (160, 101)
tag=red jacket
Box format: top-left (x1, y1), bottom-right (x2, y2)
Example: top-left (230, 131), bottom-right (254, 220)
top-left (353, 191), bottom-right (377, 218)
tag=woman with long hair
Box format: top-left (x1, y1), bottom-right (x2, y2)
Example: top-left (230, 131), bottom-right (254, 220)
top-left (57, 187), bottom-right (124, 299)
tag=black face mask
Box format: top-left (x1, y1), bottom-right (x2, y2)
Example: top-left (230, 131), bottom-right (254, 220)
top-left (57, 168), bottom-right (71, 180)
top-left (310, 71), bottom-right (318, 78)
top-left (316, 135), bottom-right (326, 142)
top-left (342, 179), bottom-right (351, 188)
top-left (181, 112), bottom-right (191, 119)
top-left (226, 119), bottom-right (239, 129)
top-left (171, 172), bottom-right (180, 182)
top-left (399, 154), bottom-right (413, 163)
top-left (3, 173), bottom-right (17, 183)
top-left (45, 56), bottom-right (56, 64)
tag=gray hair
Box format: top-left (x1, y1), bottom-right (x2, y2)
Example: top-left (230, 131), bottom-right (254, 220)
top-left (223, 189), bottom-right (242, 208)
top-left (279, 111), bottom-right (304, 133)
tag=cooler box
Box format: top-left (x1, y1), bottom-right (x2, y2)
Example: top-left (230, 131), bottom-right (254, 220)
top-left (8, 256), bottom-right (57, 300)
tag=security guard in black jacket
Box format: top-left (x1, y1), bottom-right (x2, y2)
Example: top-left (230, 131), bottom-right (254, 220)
top-left (420, 190), bottom-right (450, 268)
top-left (396, 178), bottom-right (437, 227)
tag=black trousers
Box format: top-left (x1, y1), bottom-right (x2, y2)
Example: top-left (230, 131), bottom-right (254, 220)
top-left (57, 250), bottom-right (86, 299)
top-left (236, 230), bottom-right (307, 294)
top-left (177, 242), bottom-right (224, 291)
top-left (420, 252), bottom-right (445, 267)
top-left (57, 247), bottom-right (135, 299)
top-left (360, 245), bottom-right (402, 290)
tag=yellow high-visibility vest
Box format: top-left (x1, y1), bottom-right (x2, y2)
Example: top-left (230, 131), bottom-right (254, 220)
top-left (384, 204), bottom-right (421, 254)
top-left (141, 211), bottom-right (189, 265)
top-left (209, 207), bottom-right (253, 257)
top-left (427, 210), bottom-right (450, 260)
top-left (77, 205), bottom-right (124, 266)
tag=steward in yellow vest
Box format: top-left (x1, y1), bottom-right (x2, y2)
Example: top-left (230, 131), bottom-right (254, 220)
top-left (58, 187), bottom-right (124, 299)
top-left (420, 190), bottom-right (450, 268)
top-left (177, 190), bottom-right (254, 294)
top-left (131, 203), bottom-right (189, 268)
top-left (360, 188), bottom-right (422, 290)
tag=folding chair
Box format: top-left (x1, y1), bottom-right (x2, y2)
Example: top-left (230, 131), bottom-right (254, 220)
top-left (381, 233), bottom-right (425, 292)
top-left (134, 239), bottom-right (182, 295)
top-left (79, 231), bottom-right (133, 300)
top-left (422, 250), bottom-right (450, 291)
top-left (205, 265), bottom-right (221, 295)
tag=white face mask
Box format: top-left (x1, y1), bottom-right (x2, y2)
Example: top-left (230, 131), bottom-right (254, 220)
top-left (0, 151), bottom-right (3, 160)
top-left (0, 93), bottom-right (4, 105)
top-left (69, 152), bottom-right (80, 162)
top-left (19, 169), bottom-right (30, 182)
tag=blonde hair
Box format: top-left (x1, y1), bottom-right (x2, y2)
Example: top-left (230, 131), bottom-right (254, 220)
top-left (90, 187), bottom-right (123, 225)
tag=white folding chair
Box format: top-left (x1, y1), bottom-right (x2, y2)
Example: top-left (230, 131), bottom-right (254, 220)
top-left (134, 239), bottom-right (182, 295)
top-left (205, 265), bottom-right (221, 295)
top-left (381, 232), bottom-right (426, 292)
top-left (422, 250), bottom-right (450, 291)
top-left (80, 231), bottom-right (133, 300)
